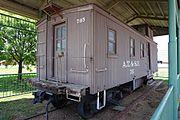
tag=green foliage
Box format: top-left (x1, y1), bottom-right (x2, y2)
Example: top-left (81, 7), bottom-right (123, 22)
top-left (0, 13), bottom-right (37, 74)
top-left (0, 26), bottom-right (36, 64)
top-left (0, 38), bottom-right (5, 61)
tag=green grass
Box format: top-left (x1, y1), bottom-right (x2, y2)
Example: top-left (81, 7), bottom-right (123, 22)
top-left (0, 66), bottom-right (36, 74)
top-left (0, 73), bottom-right (46, 120)
top-left (0, 94), bottom-right (47, 120)
top-left (154, 68), bottom-right (168, 83)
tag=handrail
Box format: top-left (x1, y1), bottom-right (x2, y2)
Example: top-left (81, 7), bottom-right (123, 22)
top-left (150, 86), bottom-right (174, 120)
top-left (83, 43), bottom-right (88, 69)
top-left (70, 68), bottom-right (88, 73)
top-left (95, 68), bottom-right (107, 72)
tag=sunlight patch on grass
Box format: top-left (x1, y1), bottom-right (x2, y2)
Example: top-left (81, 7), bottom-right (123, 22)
top-left (154, 68), bottom-right (168, 83)
top-left (0, 93), bottom-right (33, 102)
top-left (0, 66), bottom-right (36, 74)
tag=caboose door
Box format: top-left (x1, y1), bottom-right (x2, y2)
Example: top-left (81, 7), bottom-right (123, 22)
top-left (147, 42), bottom-right (151, 70)
top-left (54, 23), bottom-right (67, 83)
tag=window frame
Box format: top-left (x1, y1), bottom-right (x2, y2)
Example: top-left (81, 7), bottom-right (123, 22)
top-left (55, 23), bottom-right (66, 51)
top-left (140, 42), bottom-right (145, 58)
top-left (107, 28), bottom-right (117, 55)
top-left (130, 37), bottom-right (135, 57)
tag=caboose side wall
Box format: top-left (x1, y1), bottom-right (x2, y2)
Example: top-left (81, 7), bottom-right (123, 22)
top-left (92, 5), bottom-right (157, 93)
top-left (93, 10), bottom-right (137, 93)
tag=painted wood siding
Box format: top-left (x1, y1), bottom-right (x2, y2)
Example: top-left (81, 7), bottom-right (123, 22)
top-left (37, 19), bottom-right (47, 80)
top-left (66, 10), bottom-right (93, 87)
top-left (93, 5), bottom-right (157, 93)
top-left (36, 4), bottom-right (157, 94)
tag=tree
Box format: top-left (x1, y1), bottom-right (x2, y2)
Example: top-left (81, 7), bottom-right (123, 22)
top-left (0, 17), bottom-right (36, 80)
top-left (0, 37), bottom-right (5, 61)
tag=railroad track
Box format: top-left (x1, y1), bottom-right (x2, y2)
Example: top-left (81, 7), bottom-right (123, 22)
top-left (112, 80), bottom-right (163, 120)
top-left (24, 80), bottom-right (163, 120)
top-left (24, 101), bottom-right (75, 120)
top-left (24, 108), bottom-right (57, 120)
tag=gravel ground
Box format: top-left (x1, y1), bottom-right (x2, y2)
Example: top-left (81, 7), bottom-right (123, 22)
top-left (30, 82), bottom-right (167, 120)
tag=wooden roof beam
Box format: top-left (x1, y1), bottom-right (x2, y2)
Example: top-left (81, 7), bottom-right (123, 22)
top-left (107, 0), bottom-right (121, 11)
top-left (146, 2), bottom-right (156, 16)
top-left (157, 1), bottom-right (165, 17)
top-left (98, 0), bottom-right (126, 20)
top-left (125, 0), bottom-right (167, 3)
top-left (0, 0), bottom-right (39, 20)
top-left (125, 14), bottom-right (138, 23)
top-left (125, 2), bottom-right (147, 24)
top-left (106, 0), bottom-right (167, 11)
top-left (126, 15), bottom-right (168, 23)
top-left (126, 2), bottom-right (140, 15)
top-left (139, 3), bottom-right (148, 16)
top-left (47, 0), bottom-right (74, 8)
top-left (137, 15), bottom-right (168, 20)
top-left (78, 0), bottom-right (88, 4)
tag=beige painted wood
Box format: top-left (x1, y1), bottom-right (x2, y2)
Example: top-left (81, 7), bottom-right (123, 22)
top-left (37, 19), bottom-right (47, 80)
top-left (36, 4), bottom-right (157, 94)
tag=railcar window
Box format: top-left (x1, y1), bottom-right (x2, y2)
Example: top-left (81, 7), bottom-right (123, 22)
top-left (55, 24), bottom-right (66, 51)
top-left (140, 42), bottom-right (145, 58)
top-left (108, 29), bottom-right (116, 54)
top-left (130, 38), bottom-right (135, 57)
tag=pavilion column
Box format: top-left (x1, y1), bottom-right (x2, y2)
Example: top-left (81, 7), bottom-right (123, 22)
top-left (178, 9), bottom-right (180, 98)
top-left (168, 0), bottom-right (178, 120)
top-left (178, 9), bottom-right (180, 74)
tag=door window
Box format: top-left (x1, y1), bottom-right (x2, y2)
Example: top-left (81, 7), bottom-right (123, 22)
top-left (55, 24), bottom-right (66, 51)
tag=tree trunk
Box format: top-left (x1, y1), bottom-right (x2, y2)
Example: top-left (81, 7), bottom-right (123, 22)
top-left (18, 61), bottom-right (23, 80)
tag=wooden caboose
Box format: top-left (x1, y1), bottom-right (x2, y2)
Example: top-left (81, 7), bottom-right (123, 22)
top-left (30, 4), bottom-right (157, 118)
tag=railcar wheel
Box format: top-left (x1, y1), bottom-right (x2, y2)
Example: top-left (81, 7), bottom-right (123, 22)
top-left (77, 96), bottom-right (96, 119)
top-left (51, 95), bottom-right (67, 108)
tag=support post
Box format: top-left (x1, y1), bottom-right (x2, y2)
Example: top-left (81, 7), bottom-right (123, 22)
top-left (168, 0), bottom-right (178, 120)
top-left (178, 9), bottom-right (180, 97)
top-left (178, 9), bottom-right (180, 74)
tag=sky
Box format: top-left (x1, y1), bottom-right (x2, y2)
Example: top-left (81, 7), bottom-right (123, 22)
top-left (153, 35), bottom-right (168, 62)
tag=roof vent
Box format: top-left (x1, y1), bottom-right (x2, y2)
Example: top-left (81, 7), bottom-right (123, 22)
top-left (41, 2), bottom-right (62, 18)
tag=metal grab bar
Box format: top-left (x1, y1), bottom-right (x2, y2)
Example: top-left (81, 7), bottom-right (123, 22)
top-left (70, 68), bottom-right (89, 73)
top-left (95, 68), bottom-right (107, 72)
top-left (97, 90), bottom-right (106, 110)
top-left (83, 43), bottom-right (88, 69)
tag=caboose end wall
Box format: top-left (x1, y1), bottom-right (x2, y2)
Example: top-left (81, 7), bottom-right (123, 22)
top-left (45, 5), bottom-right (94, 88)
top-left (37, 18), bottom-right (47, 80)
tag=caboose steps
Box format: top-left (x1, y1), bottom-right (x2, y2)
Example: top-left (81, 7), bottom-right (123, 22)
top-left (27, 78), bottom-right (89, 97)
